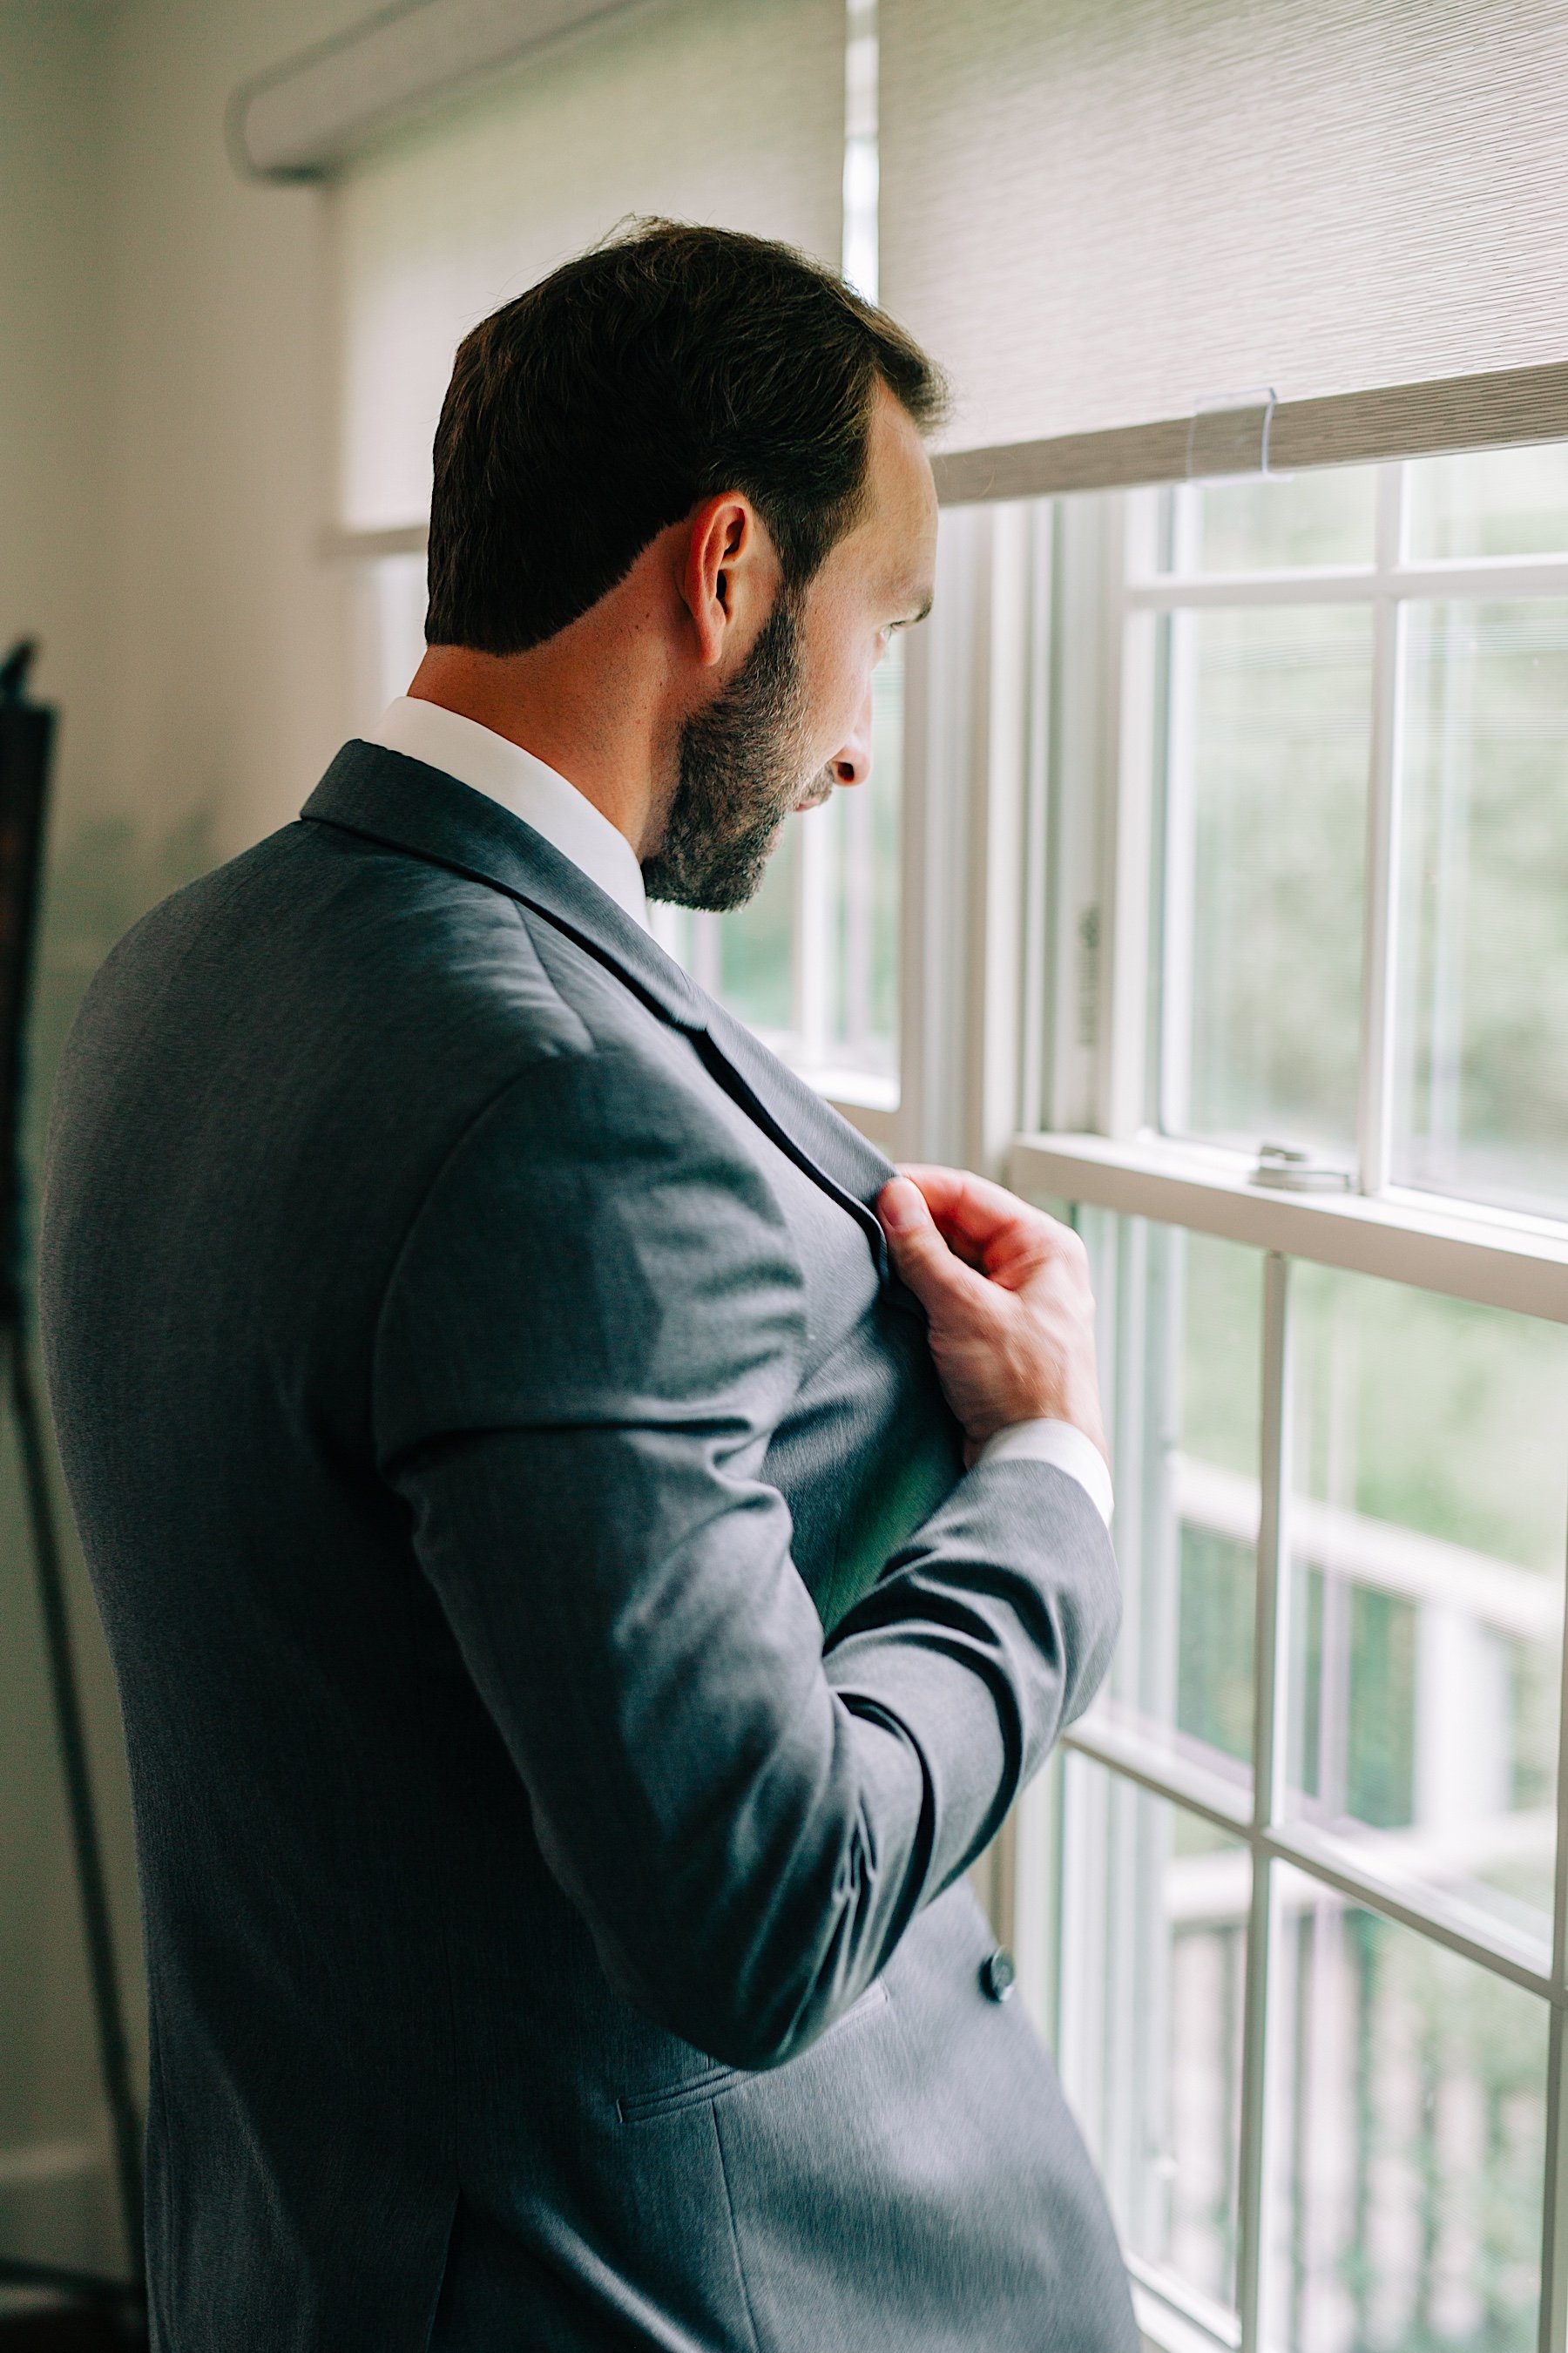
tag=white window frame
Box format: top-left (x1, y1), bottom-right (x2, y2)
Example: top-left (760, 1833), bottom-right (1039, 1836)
top-left (901, 459), bottom-right (1568, 2353)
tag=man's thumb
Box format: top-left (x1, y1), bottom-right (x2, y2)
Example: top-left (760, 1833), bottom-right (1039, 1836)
top-left (877, 1178), bottom-right (978, 1310)
top-left (878, 1175), bottom-right (932, 1239)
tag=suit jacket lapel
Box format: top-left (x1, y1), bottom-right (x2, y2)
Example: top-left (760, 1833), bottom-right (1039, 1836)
top-left (302, 742), bottom-right (896, 1277)
top-left (698, 1003), bottom-right (894, 1275)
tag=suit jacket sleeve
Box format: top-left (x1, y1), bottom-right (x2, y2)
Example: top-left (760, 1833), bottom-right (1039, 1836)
top-left (373, 1040), bottom-right (1120, 2070)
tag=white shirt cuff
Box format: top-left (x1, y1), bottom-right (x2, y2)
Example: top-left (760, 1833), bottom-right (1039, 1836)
top-left (973, 1418), bottom-right (1114, 1528)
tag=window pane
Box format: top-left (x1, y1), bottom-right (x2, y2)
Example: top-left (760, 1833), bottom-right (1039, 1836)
top-left (1157, 471), bottom-right (1376, 574)
top-left (1406, 443), bottom-right (1568, 563)
top-left (819, 633), bottom-right (902, 1087)
top-left (716, 820), bottom-right (797, 1037)
top-left (1058, 1755), bottom-right (1247, 2321)
top-left (709, 637), bottom-right (902, 1092)
top-left (1265, 1870), bottom-right (1546, 2353)
top-left (1393, 599), bottom-right (1568, 1216)
top-left (1162, 605), bottom-right (1371, 1156)
top-left (1282, 1266), bottom-right (1568, 1960)
top-left (1079, 1215), bottom-right (1260, 1795)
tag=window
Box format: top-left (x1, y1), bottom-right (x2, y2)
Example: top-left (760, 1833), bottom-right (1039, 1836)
top-left (997, 450), bottom-right (1568, 2352)
top-left (1135, 460), bottom-right (1568, 1214)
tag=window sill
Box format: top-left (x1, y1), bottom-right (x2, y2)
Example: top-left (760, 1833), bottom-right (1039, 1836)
top-left (1010, 1130), bottom-right (1568, 1321)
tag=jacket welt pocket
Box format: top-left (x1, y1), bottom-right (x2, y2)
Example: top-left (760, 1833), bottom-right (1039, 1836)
top-left (617, 1978), bottom-right (891, 2125)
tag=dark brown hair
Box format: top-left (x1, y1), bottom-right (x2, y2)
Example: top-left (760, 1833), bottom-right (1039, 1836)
top-left (424, 219), bottom-right (947, 654)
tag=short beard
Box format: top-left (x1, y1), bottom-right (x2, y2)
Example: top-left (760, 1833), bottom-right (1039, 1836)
top-left (642, 592), bottom-right (830, 913)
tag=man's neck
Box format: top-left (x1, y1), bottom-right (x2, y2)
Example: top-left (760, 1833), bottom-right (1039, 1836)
top-left (409, 636), bottom-right (675, 862)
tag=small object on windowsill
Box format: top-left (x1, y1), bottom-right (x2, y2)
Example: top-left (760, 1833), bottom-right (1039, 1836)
top-left (1250, 1142), bottom-right (1352, 1193)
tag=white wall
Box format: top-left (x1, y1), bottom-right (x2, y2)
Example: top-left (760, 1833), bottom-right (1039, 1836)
top-left (102, 0), bottom-right (368, 863)
top-left (0, 0), bottom-right (366, 2282)
top-left (0, 2), bottom-right (112, 840)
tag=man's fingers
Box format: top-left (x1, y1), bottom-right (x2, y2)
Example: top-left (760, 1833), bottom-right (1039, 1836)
top-left (896, 1164), bottom-right (1076, 1275)
top-left (877, 1179), bottom-right (993, 1313)
top-left (895, 1166), bottom-right (1019, 1241)
top-left (881, 1173), bottom-right (1104, 1450)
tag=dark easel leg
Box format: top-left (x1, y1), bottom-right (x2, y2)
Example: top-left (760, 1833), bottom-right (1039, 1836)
top-left (1, 1314), bottom-right (145, 2339)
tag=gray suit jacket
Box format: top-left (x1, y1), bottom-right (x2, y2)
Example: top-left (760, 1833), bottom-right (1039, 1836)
top-left (40, 741), bottom-right (1136, 2351)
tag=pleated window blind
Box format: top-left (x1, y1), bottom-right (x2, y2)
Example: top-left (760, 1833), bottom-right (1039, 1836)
top-left (880, 0), bottom-right (1568, 471)
top-left (333, 0), bottom-right (846, 529)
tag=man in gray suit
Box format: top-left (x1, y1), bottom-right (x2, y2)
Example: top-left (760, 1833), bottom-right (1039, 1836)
top-left (41, 224), bottom-right (1137, 2349)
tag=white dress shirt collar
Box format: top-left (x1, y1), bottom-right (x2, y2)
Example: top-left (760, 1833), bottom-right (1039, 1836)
top-left (368, 696), bottom-right (650, 931)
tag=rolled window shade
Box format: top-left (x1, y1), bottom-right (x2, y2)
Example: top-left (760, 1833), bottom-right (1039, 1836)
top-left (881, 0), bottom-right (1568, 463)
top-left (335, 0), bottom-right (845, 529)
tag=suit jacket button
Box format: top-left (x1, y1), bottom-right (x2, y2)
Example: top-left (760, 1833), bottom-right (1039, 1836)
top-left (980, 1947), bottom-right (1016, 2002)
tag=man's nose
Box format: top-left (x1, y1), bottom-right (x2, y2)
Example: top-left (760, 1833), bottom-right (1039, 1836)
top-left (828, 686), bottom-right (875, 788)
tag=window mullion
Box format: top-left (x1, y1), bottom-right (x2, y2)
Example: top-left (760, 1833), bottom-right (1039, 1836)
top-left (1355, 462), bottom-right (1408, 1194)
top-left (1157, 607), bottom-right (1199, 1135)
top-left (895, 593), bottom-right (934, 1160)
top-left (1102, 498), bottom-right (1152, 1138)
top-left (963, 503), bottom-right (1033, 1176)
top-left (1236, 1249), bottom-right (1291, 2352)
top-left (897, 513), bottom-right (984, 1166)
top-left (1017, 502), bottom-right (1055, 1137)
top-left (1543, 2012), bottom-right (1568, 2353)
top-left (1539, 1529), bottom-right (1568, 2353)
top-left (1042, 497), bottom-right (1107, 1135)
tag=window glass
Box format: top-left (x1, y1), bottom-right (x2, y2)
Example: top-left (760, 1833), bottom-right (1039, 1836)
top-left (1161, 605), bottom-right (1371, 1156)
top-left (1057, 1754), bottom-right (1248, 2323)
top-left (1176, 1234), bottom-right (1267, 1775)
top-left (1406, 443), bottom-right (1568, 562)
top-left (1282, 1267), bottom-right (1568, 1961)
top-left (716, 819), bottom-right (798, 1038)
top-left (1265, 1870), bottom-right (1547, 2353)
top-left (699, 635), bottom-right (903, 1095)
top-left (1394, 599), bottom-right (1568, 1217)
top-left (1078, 1214), bottom-right (1261, 1798)
top-left (1155, 470), bottom-right (1377, 575)
top-left (823, 635), bottom-right (902, 1085)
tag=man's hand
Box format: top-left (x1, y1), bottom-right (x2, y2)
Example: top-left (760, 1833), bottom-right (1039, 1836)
top-left (876, 1166), bottom-right (1108, 1464)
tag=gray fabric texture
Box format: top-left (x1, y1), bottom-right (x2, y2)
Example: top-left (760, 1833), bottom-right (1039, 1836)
top-left (39, 740), bottom-right (1137, 2351)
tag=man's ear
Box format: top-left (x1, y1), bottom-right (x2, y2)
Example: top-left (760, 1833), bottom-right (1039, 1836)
top-left (679, 494), bottom-right (771, 669)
